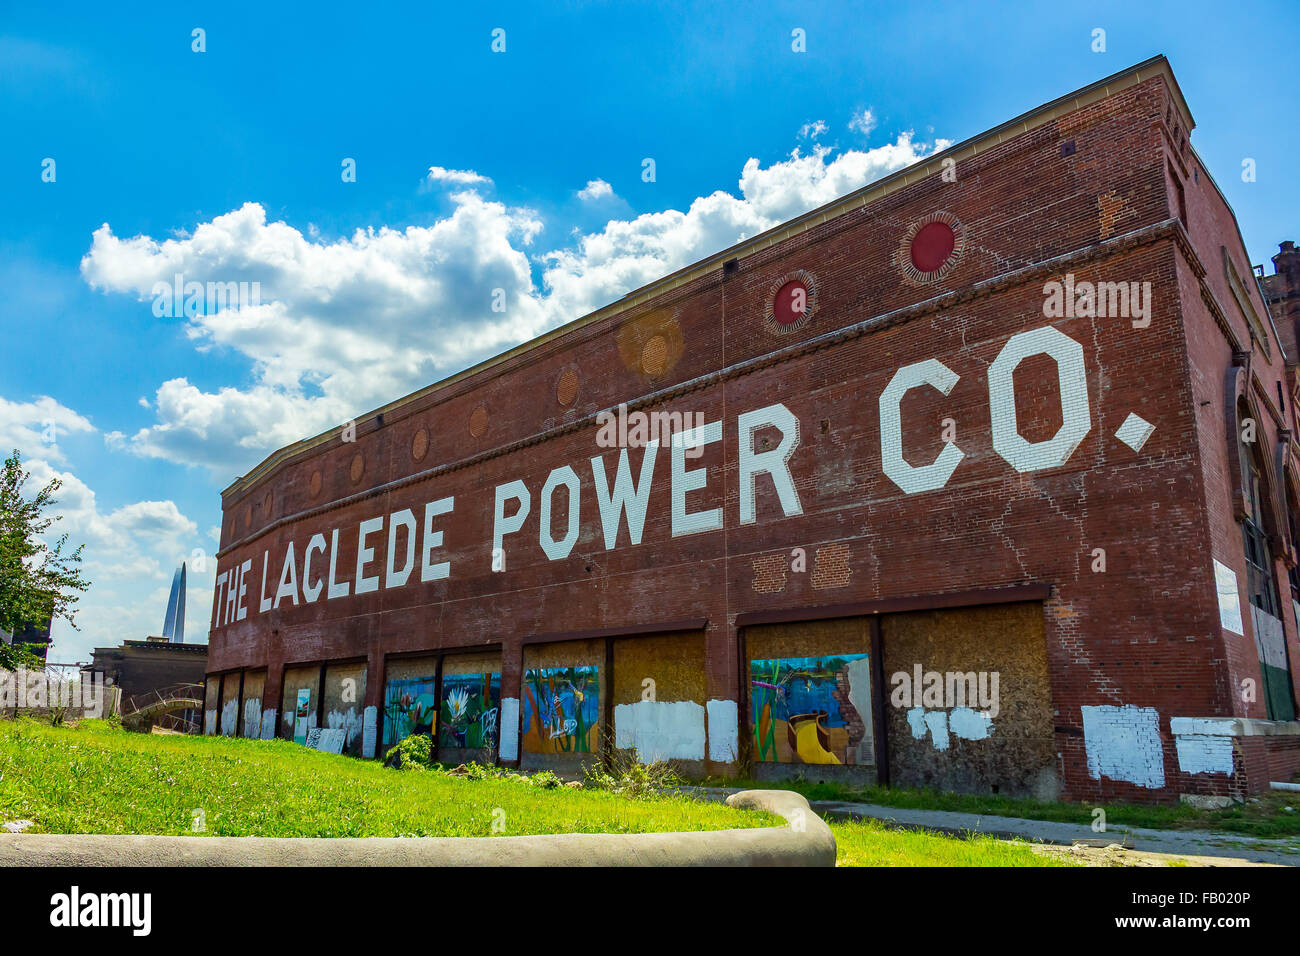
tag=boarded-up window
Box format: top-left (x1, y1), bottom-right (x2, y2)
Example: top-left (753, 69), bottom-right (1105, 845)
top-left (521, 639), bottom-right (602, 770)
top-left (203, 675), bottom-right (219, 735)
top-left (881, 602), bottom-right (1056, 799)
top-left (322, 662), bottom-right (367, 757)
top-left (382, 656), bottom-right (438, 750)
top-left (438, 651), bottom-right (501, 759)
top-left (281, 665), bottom-right (321, 744)
top-left (240, 670), bottom-right (267, 739)
top-left (745, 619), bottom-right (874, 773)
top-left (217, 672), bottom-right (240, 737)
top-left (611, 631), bottom-right (708, 770)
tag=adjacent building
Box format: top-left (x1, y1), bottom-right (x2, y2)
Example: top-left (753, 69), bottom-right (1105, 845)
top-left (1, 612), bottom-right (53, 663)
top-left (204, 56), bottom-right (1300, 804)
top-left (83, 637), bottom-right (208, 728)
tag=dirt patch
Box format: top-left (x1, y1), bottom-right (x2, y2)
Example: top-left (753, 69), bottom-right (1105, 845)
top-left (1033, 843), bottom-right (1280, 867)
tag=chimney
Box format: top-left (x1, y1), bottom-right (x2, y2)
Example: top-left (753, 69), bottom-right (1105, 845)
top-left (1275, 241), bottom-right (1300, 286)
top-left (1264, 241), bottom-right (1300, 363)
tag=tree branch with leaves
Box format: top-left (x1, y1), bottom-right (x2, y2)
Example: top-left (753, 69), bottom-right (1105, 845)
top-left (0, 449), bottom-right (90, 660)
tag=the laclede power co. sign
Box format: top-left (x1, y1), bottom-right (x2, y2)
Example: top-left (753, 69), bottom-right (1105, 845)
top-left (212, 323), bottom-right (1146, 629)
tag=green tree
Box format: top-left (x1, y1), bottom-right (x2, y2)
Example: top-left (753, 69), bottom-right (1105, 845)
top-left (0, 639), bottom-right (47, 672)
top-left (0, 449), bottom-right (89, 655)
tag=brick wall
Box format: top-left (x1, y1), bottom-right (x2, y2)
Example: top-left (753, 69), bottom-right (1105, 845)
top-left (204, 65), bottom-right (1297, 802)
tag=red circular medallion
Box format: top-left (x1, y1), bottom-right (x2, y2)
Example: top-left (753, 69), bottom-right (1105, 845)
top-left (909, 221), bottom-right (956, 273)
top-left (773, 280), bottom-right (809, 326)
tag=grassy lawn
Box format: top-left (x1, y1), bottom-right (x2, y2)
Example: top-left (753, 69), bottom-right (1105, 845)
top-left (828, 818), bottom-right (1073, 867)
top-left (0, 719), bottom-right (774, 838)
top-left (696, 776), bottom-right (1300, 840)
top-left (0, 719), bottom-right (1109, 865)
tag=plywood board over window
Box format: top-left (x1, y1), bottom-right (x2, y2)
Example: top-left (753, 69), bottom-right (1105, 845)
top-left (520, 639), bottom-right (603, 773)
top-left (382, 656), bottom-right (438, 751)
top-left (881, 602), bottom-right (1058, 800)
top-left (744, 618), bottom-right (876, 786)
top-left (438, 651), bottom-right (502, 764)
top-left (280, 665), bottom-right (321, 743)
top-left (322, 662), bottom-right (367, 757)
top-left (217, 672), bottom-right (240, 737)
top-left (611, 630), bottom-right (708, 776)
top-left (240, 670), bottom-right (267, 739)
top-left (203, 675), bottom-right (220, 735)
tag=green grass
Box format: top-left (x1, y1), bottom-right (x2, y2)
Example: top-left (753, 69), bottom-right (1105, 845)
top-left (0, 719), bottom-right (774, 838)
top-left (828, 818), bottom-right (1074, 867)
top-left (696, 776), bottom-right (1300, 841)
top-left (0, 719), bottom-right (1110, 864)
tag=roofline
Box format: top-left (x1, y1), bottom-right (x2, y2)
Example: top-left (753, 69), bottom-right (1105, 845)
top-left (1185, 140), bottom-right (1290, 365)
top-left (223, 54), bottom-right (1191, 499)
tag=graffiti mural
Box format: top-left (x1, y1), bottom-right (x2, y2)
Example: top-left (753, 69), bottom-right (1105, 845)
top-left (750, 655), bottom-right (873, 765)
top-left (293, 688), bottom-right (312, 746)
top-left (439, 673), bottom-right (501, 750)
top-left (382, 674), bottom-right (437, 747)
top-left (522, 665), bottom-right (599, 754)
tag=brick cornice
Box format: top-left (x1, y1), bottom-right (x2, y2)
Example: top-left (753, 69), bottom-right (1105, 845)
top-left (223, 55), bottom-right (1191, 502)
top-left (217, 217), bottom-right (1189, 559)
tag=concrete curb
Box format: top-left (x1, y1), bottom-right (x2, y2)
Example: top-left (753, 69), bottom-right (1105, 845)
top-left (684, 785), bottom-right (1300, 866)
top-left (0, 790), bottom-right (835, 867)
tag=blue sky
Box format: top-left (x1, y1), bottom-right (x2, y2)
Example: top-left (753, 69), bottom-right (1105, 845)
top-left (2, 0), bottom-right (1296, 662)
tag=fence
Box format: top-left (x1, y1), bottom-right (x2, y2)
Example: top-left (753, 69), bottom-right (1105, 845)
top-left (0, 667), bottom-right (120, 721)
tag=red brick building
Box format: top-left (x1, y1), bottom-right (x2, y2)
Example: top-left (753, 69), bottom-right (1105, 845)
top-left (205, 56), bottom-right (1300, 804)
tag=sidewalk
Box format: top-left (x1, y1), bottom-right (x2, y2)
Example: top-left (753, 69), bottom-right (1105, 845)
top-left (682, 786), bottom-right (1300, 866)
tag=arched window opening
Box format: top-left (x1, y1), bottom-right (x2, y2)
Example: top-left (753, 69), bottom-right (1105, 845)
top-left (1237, 399), bottom-right (1295, 720)
top-left (1287, 478), bottom-right (1300, 605)
top-left (1240, 415), bottom-right (1280, 616)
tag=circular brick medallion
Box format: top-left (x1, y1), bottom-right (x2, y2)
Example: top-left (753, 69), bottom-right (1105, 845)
top-left (411, 427), bottom-right (429, 463)
top-left (349, 453), bottom-right (365, 484)
top-left (763, 269), bottom-right (818, 335)
top-left (617, 309), bottom-right (683, 380)
top-left (774, 281), bottom-right (808, 325)
top-left (469, 405), bottom-right (488, 438)
top-left (899, 212), bottom-right (965, 284)
top-left (309, 470), bottom-right (322, 497)
top-left (556, 368), bottom-right (579, 406)
top-left (640, 335), bottom-right (669, 377)
top-left (911, 222), bottom-right (955, 272)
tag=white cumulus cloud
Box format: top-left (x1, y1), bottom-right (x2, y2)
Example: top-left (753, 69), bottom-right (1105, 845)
top-left (82, 133), bottom-right (948, 475)
top-left (0, 395), bottom-right (94, 464)
top-left (798, 119), bottom-right (828, 140)
top-left (425, 166), bottom-right (493, 187)
top-left (577, 178), bottom-right (614, 201)
top-left (848, 107), bottom-right (878, 136)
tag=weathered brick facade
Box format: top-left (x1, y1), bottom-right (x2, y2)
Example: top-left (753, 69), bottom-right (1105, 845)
top-left (206, 56), bottom-right (1300, 804)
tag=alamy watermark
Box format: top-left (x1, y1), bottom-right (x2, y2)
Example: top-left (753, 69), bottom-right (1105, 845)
top-left (889, 665), bottom-right (1000, 718)
top-left (0, 667), bottom-right (108, 719)
top-left (151, 274), bottom-right (261, 318)
top-left (50, 886), bottom-right (151, 936)
top-left (594, 403), bottom-right (707, 458)
top-left (1043, 272), bottom-right (1151, 328)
